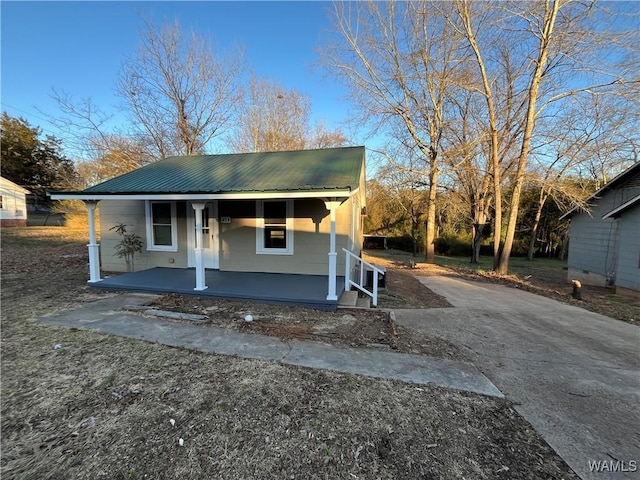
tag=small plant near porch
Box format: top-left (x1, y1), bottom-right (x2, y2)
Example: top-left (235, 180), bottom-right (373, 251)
top-left (110, 223), bottom-right (143, 272)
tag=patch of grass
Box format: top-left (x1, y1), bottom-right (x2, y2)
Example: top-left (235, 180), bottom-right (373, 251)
top-left (319, 443), bottom-right (332, 456)
top-left (364, 248), bottom-right (422, 263)
top-left (435, 254), bottom-right (566, 274)
top-left (364, 249), bottom-right (566, 276)
top-left (107, 372), bottom-right (117, 386)
top-left (1, 226), bottom-right (90, 248)
top-left (364, 249), bottom-right (638, 323)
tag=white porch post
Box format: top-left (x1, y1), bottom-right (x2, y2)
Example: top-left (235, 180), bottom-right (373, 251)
top-left (85, 200), bottom-right (101, 283)
top-left (325, 199), bottom-right (340, 301)
top-left (344, 250), bottom-right (351, 292)
top-left (191, 202), bottom-right (207, 291)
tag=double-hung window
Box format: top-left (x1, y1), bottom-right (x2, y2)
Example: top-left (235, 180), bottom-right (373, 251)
top-left (145, 201), bottom-right (178, 251)
top-left (256, 200), bottom-right (293, 255)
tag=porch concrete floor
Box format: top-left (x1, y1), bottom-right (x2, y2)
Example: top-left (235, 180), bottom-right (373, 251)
top-left (94, 268), bottom-right (344, 311)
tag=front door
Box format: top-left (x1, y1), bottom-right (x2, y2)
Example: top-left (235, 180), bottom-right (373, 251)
top-left (188, 201), bottom-right (219, 269)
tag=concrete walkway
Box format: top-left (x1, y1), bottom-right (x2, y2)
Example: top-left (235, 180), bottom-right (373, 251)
top-left (394, 276), bottom-right (640, 480)
top-left (38, 294), bottom-right (502, 398)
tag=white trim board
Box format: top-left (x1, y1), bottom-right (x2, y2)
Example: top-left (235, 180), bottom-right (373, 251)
top-left (50, 190), bottom-right (353, 201)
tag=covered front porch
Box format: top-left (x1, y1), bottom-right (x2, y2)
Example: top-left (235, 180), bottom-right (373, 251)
top-left (94, 268), bottom-right (345, 311)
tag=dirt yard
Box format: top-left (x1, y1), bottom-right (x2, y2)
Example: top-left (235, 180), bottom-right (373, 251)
top-left (148, 270), bottom-right (458, 360)
top-left (1, 227), bottom-right (579, 479)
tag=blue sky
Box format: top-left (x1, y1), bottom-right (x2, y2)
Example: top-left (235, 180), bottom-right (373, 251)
top-left (1, 1), bottom-right (359, 157)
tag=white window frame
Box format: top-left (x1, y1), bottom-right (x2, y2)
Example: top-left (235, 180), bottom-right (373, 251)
top-left (256, 199), bottom-right (294, 255)
top-left (145, 200), bottom-right (178, 252)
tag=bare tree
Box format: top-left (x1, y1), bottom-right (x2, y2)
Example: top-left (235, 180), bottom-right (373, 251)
top-left (226, 75), bottom-right (346, 153)
top-left (47, 20), bottom-right (245, 181)
top-left (376, 142), bottom-right (428, 256)
top-left (525, 91), bottom-right (638, 260)
top-left (310, 120), bottom-right (349, 150)
top-left (440, 91), bottom-right (495, 263)
top-left (325, 1), bottom-right (467, 263)
top-left (45, 91), bottom-right (155, 186)
top-left (455, 0), bottom-right (639, 274)
top-left (76, 136), bottom-right (155, 187)
top-left (117, 20), bottom-right (244, 157)
top-left (226, 76), bottom-right (308, 152)
top-left (364, 179), bottom-right (407, 235)
top-left (570, 86), bottom-right (640, 186)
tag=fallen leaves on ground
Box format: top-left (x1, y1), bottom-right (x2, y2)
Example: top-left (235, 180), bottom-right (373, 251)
top-left (1, 227), bottom-right (579, 479)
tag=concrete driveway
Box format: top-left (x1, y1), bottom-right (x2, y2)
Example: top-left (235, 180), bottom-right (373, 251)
top-left (394, 276), bottom-right (639, 480)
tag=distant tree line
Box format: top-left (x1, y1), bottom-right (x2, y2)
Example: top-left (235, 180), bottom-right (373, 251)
top-left (365, 173), bottom-right (601, 261)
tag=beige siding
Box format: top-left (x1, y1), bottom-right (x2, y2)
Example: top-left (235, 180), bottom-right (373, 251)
top-left (99, 200), bottom-right (189, 272)
top-left (350, 159), bottom-right (367, 254)
top-left (219, 198), bottom-right (352, 275)
top-left (98, 192), bottom-right (363, 277)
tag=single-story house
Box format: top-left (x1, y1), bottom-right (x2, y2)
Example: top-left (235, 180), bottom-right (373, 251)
top-left (50, 146), bottom-right (371, 310)
top-left (0, 176), bottom-right (30, 227)
top-left (560, 162), bottom-right (640, 297)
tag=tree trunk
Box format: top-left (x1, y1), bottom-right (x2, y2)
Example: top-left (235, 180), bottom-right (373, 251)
top-left (424, 197), bottom-right (437, 263)
top-left (491, 153), bottom-right (502, 269)
top-left (527, 225), bottom-right (538, 261)
top-left (527, 190), bottom-right (548, 261)
top-left (471, 203), bottom-right (488, 263)
top-left (471, 220), bottom-right (487, 264)
top-left (424, 165), bottom-right (438, 264)
top-left (494, 0), bottom-right (560, 275)
top-left (559, 229), bottom-right (569, 261)
top-left (411, 218), bottom-right (418, 257)
top-left (458, 5), bottom-right (502, 269)
top-left (495, 189), bottom-right (519, 274)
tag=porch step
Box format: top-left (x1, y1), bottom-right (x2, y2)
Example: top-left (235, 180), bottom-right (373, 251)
top-left (338, 291), bottom-right (358, 307)
top-left (356, 296), bottom-right (371, 309)
top-left (337, 291), bottom-right (372, 309)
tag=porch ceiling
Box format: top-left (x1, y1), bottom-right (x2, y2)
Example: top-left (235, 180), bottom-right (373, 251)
top-left (94, 268), bottom-right (345, 311)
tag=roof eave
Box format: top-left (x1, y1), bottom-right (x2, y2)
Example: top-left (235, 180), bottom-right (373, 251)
top-left (601, 193), bottom-right (640, 219)
top-left (561, 162), bottom-right (640, 219)
top-left (49, 189), bottom-right (354, 201)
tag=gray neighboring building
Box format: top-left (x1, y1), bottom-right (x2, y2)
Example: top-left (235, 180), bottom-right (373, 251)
top-left (561, 162), bottom-right (640, 297)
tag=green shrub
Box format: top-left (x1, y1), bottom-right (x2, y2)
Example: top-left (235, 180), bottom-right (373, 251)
top-left (435, 234), bottom-right (472, 256)
top-left (386, 234), bottom-right (424, 253)
top-left (110, 223), bottom-right (143, 272)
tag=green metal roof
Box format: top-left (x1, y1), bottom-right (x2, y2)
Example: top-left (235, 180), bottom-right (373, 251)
top-left (82, 146), bottom-right (364, 194)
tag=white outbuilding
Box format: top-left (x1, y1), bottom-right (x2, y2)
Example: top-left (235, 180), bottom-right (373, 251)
top-left (0, 176), bottom-right (30, 227)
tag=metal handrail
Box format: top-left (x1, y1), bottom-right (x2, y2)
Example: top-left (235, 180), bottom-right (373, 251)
top-left (342, 248), bottom-right (385, 306)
